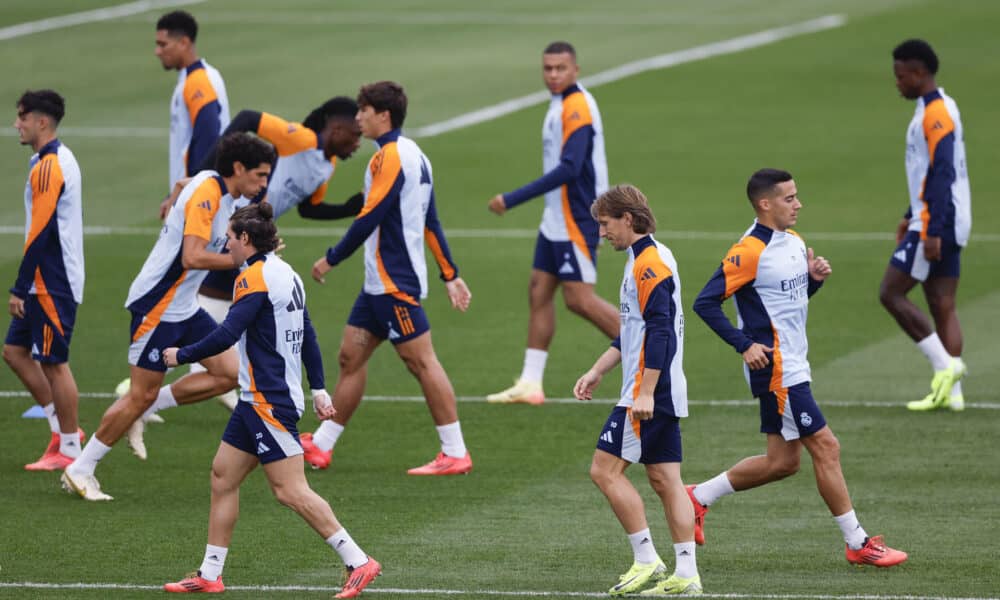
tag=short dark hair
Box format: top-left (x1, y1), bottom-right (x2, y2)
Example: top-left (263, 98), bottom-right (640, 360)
top-left (544, 41), bottom-right (576, 58)
top-left (215, 132), bottom-right (275, 177)
top-left (17, 89), bottom-right (65, 124)
top-left (746, 168), bottom-right (793, 205)
top-left (893, 39), bottom-right (938, 74)
top-left (230, 203), bottom-right (279, 254)
top-left (302, 96), bottom-right (358, 132)
top-left (156, 10), bottom-right (198, 42)
top-left (591, 184), bottom-right (657, 234)
top-left (357, 81), bottom-right (407, 130)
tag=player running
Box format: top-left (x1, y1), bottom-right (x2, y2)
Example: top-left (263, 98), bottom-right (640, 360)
top-left (688, 168), bottom-right (907, 568)
top-left (60, 133), bottom-right (274, 501)
top-left (161, 203), bottom-right (380, 599)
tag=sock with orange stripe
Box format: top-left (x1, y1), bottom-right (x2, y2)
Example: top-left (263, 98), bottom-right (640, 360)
top-left (327, 528), bottom-right (367, 568)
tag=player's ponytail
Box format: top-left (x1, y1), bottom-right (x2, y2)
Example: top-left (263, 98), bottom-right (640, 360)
top-left (230, 203), bottom-right (279, 253)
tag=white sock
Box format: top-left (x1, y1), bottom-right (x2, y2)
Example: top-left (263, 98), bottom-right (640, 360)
top-left (326, 528), bottom-right (368, 568)
top-left (951, 379), bottom-right (963, 397)
top-left (59, 430), bottom-right (82, 458)
top-left (436, 421), bottom-right (467, 458)
top-left (69, 437), bottom-right (112, 476)
top-left (314, 420), bottom-right (344, 452)
top-left (627, 528), bottom-right (659, 564)
top-left (916, 333), bottom-right (952, 371)
top-left (143, 385), bottom-right (178, 419)
top-left (693, 472), bottom-right (735, 507)
top-left (834, 510), bottom-right (868, 550)
top-left (519, 348), bottom-right (548, 384)
top-left (673, 541), bottom-right (698, 579)
top-left (43, 403), bottom-right (60, 433)
top-left (198, 544), bottom-right (228, 581)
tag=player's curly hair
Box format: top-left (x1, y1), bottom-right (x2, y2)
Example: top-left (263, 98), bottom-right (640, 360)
top-left (591, 184), bottom-right (656, 234)
top-left (156, 10), bottom-right (198, 41)
top-left (215, 132), bottom-right (275, 177)
top-left (893, 39), bottom-right (938, 75)
top-left (230, 202), bottom-right (279, 253)
top-left (357, 81), bottom-right (407, 130)
top-left (303, 96), bottom-right (358, 133)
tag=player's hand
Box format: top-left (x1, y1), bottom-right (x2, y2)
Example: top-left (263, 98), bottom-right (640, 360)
top-left (895, 218), bottom-right (909, 244)
top-left (742, 342), bottom-right (773, 370)
top-left (487, 194), bottom-right (507, 215)
top-left (573, 369), bottom-right (602, 401)
top-left (312, 389), bottom-right (336, 420)
top-left (163, 347), bottom-right (180, 368)
top-left (158, 194), bottom-right (174, 220)
top-left (8, 294), bottom-right (25, 318)
top-left (312, 257), bottom-right (332, 283)
top-left (445, 277), bottom-right (471, 312)
top-left (632, 394), bottom-right (654, 421)
top-left (807, 247), bottom-right (831, 281)
top-left (923, 235), bottom-right (942, 261)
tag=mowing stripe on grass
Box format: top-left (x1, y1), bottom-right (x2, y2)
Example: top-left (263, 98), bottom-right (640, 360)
top-left (1, 225), bottom-right (998, 242)
top-left (0, 0), bottom-right (205, 41)
top-left (0, 582), bottom-right (996, 599)
top-left (1, 390), bottom-right (996, 409)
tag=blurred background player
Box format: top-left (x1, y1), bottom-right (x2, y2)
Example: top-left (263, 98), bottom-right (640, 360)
top-left (878, 39), bottom-right (971, 412)
top-left (309, 81), bottom-right (473, 475)
top-left (161, 204), bottom-right (380, 599)
top-left (689, 168), bottom-right (907, 568)
top-left (141, 97), bottom-right (366, 425)
top-left (574, 185), bottom-right (701, 596)
top-left (155, 10), bottom-right (230, 215)
top-left (4, 90), bottom-right (85, 471)
top-left (60, 133), bottom-right (274, 501)
top-left (486, 41), bottom-right (617, 405)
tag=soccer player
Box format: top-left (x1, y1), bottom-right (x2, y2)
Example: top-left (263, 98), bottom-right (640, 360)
top-left (308, 81), bottom-right (473, 475)
top-left (4, 90), bottom-right (85, 471)
top-left (161, 204), bottom-right (380, 599)
top-left (155, 10), bottom-right (230, 207)
top-left (486, 41), bottom-right (618, 405)
top-left (60, 133), bottom-right (274, 501)
top-left (574, 185), bottom-right (702, 596)
top-left (878, 39), bottom-right (970, 412)
top-left (688, 168), bottom-right (907, 568)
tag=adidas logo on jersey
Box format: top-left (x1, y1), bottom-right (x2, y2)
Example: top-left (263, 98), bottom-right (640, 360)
top-left (197, 200), bottom-right (212, 210)
top-left (257, 441), bottom-right (271, 454)
top-left (640, 267), bottom-right (657, 281)
top-left (600, 430), bottom-right (614, 444)
top-left (726, 255), bottom-right (741, 267)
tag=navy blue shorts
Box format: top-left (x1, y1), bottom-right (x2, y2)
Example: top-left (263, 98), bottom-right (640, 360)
top-left (347, 292), bottom-right (429, 345)
top-left (128, 309), bottom-right (219, 372)
top-left (5, 294), bottom-right (77, 364)
top-left (532, 233), bottom-right (598, 284)
top-left (888, 230), bottom-right (961, 282)
top-left (222, 400), bottom-right (303, 464)
top-left (759, 381), bottom-right (827, 441)
top-left (596, 405), bottom-right (682, 464)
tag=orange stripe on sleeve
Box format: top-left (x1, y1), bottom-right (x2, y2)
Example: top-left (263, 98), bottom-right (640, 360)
top-left (358, 145), bottom-right (402, 218)
top-left (258, 113), bottom-right (319, 156)
top-left (561, 90), bottom-right (593, 145)
top-left (183, 69), bottom-right (219, 126)
top-left (424, 228), bottom-right (456, 281)
top-left (721, 236), bottom-right (765, 298)
top-left (182, 178), bottom-right (223, 241)
top-left (25, 156), bottom-right (64, 253)
top-left (234, 263), bottom-right (269, 302)
top-left (632, 246), bottom-right (673, 314)
top-left (923, 99), bottom-right (956, 166)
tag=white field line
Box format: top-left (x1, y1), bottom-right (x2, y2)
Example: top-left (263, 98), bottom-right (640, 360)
top-left (0, 0), bottom-right (205, 41)
top-left (1, 390), bottom-right (997, 410)
top-left (0, 582), bottom-right (995, 600)
top-left (411, 15), bottom-right (846, 138)
top-left (0, 225), bottom-right (997, 243)
top-left (0, 15), bottom-right (844, 139)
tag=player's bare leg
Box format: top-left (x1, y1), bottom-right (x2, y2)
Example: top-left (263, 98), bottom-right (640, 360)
top-left (207, 442), bottom-right (259, 548)
top-left (41, 362), bottom-right (79, 436)
top-left (922, 277), bottom-right (962, 355)
top-left (724, 433), bottom-right (801, 491)
top-left (800, 426), bottom-right (852, 516)
top-left (878, 265), bottom-right (931, 341)
top-left (562, 280), bottom-right (620, 339)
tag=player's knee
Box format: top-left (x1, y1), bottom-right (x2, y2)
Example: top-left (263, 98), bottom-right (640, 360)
top-left (589, 460), bottom-right (614, 489)
top-left (400, 352), bottom-right (433, 377)
top-left (770, 455), bottom-right (800, 479)
top-left (878, 284), bottom-right (900, 311)
top-left (1, 344), bottom-right (18, 367)
top-left (925, 293), bottom-right (955, 316)
top-left (811, 432), bottom-right (842, 466)
top-left (271, 482), bottom-right (307, 510)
